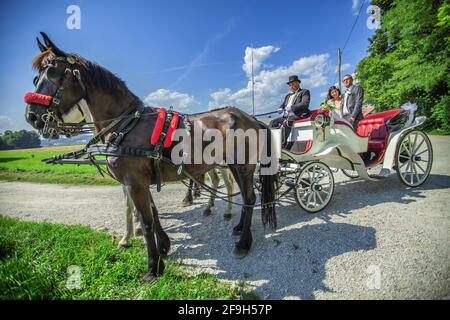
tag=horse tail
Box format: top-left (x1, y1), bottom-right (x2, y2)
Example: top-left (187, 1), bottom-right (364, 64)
top-left (258, 122), bottom-right (278, 230)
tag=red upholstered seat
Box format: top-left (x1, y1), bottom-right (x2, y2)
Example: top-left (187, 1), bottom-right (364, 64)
top-left (363, 109), bottom-right (403, 122)
top-left (356, 109), bottom-right (403, 151)
top-left (357, 118), bottom-right (387, 151)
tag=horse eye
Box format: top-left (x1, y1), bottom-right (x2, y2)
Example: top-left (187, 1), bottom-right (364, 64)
top-left (33, 76), bottom-right (38, 86)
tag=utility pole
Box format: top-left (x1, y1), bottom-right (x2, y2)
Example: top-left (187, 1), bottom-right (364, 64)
top-left (251, 44), bottom-right (255, 116)
top-left (337, 48), bottom-right (342, 91)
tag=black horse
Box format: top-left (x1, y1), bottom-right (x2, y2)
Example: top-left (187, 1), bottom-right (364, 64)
top-left (25, 32), bottom-right (277, 282)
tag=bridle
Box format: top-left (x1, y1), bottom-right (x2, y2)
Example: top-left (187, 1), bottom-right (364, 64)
top-left (25, 55), bottom-right (89, 138)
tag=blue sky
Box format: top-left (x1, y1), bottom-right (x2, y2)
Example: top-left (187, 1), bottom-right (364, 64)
top-left (0, 0), bottom-right (374, 132)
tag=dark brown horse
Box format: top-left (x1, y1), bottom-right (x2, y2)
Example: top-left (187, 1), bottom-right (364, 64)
top-left (25, 32), bottom-right (277, 282)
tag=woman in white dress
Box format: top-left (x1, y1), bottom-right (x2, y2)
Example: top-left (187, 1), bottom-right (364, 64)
top-left (327, 85), bottom-right (343, 116)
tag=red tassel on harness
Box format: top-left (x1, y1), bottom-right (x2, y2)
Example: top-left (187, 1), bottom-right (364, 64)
top-left (151, 108), bottom-right (167, 145)
top-left (163, 112), bottom-right (179, 148)
top-left (24, 92), bottom-right (52, 107)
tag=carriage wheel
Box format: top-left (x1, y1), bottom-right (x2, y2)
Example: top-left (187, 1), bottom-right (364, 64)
top-left (341, 169), bottom-right (359, 179)
top-left (295, 162), bottom-right (334, 213)
top-left (395, 130), bottom-right (433, 187)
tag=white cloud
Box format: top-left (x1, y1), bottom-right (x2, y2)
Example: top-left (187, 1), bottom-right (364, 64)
top-left (208, 48), bottom-right (331, 113)
top-left (144, 89), bottom-right (200, 111)
top-left (352, 0), bottom-right (361, 15)
top-left (0, 116), bottom-right (20, 133)
top-left (320, 92), bottom-right (328, 99)
top-left (335, 63), bottom-right (351, 73)
top-left (242, 46), bottom-right (280, 78)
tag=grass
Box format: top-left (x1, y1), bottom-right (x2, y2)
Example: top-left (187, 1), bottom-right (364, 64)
top-left (426, 128), bottom-right (450, 136)
top-left (0, 145), bottom-right (118, 185)
top-left (0, 216), bottom-right (254, 300)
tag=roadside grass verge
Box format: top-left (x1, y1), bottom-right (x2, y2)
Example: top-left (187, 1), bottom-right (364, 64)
top-left (0, 146), bottom-right (117, 185)
top-left (0, 216), bottom-right (254, 300)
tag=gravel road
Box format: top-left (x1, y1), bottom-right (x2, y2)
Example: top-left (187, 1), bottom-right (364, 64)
top-left (1, 136), bottom-right (449, 300)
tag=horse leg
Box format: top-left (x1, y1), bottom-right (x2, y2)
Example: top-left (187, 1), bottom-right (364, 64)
top-left (194, 174), bottom-right (204, 198)
top-left (126, 184), bottom-right (165, 281)
top-left (228, 165), bottom-right (245, 235)
top-left (203, 169), bottom-right (219, 216)
top-left (220, 167), bottom-right (234, 220)
top-left (118, 185), bottom-right (134, 250)
top-left (148, 192), bottom-right (171, 256)
top-left (182, 180), bottom-right (194, 207)
top-left (229, 164), bottom-right (256, 258)
top-left (133, 208), bottom-right (143, 236)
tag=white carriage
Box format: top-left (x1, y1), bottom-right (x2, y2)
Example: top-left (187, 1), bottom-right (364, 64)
top-left (269, 105), bottom-right (433, 213)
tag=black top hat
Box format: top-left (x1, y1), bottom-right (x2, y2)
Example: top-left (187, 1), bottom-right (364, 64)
top-left (287, 75), bottom-right (301, 84)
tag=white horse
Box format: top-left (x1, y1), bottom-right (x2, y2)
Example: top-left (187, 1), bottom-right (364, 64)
top-left (117, 167), bottom-right (235, 249)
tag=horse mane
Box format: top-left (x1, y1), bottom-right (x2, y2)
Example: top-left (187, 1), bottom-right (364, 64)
top-left (32, 50), bottom-right (140, 101)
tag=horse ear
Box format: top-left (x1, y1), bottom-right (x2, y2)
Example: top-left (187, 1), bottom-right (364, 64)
top-left (40, 32), bottom-right (66, 57)
top-left (36, 37), bottom-right (47, 52)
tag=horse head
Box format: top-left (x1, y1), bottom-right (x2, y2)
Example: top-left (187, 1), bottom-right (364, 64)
top-left (25, 32), bottom-right (90, 138)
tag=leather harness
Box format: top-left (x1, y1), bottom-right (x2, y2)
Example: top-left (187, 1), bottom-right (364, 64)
top-left (28, 56), bottom-right (191, 191)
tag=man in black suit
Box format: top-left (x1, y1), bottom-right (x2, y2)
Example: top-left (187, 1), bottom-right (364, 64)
top-left (342, 74), bottom-right (364, 127)
top-left (271, 75), bottom-right (311, 145)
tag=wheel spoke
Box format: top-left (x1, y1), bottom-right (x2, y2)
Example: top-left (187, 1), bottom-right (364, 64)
top-left (300, 178), bottom-right (311, 186)
top-left (301, 189), bottom-right (310, 201)
top-left (313, 192), bottom-right (317, 207)
top-left (416, 148), bottom-right (429, 156)
top-left (413, 163), bottom-right (420, 183)
top-left (412, 133), bottom-right (418, 154)
top-left (306, 191), bottom-right (313, 207)
top-left (412, 137), bottom-right (424, 155)
top-left (415, 161), bottom-right (426, 174)
top-left (316, 171), bottom-right (327, 183)
top-left (408, 135), bottom-right (414, 155)
top-left (316, 191), bottom-right (324, 204)
top-left (399, 160), bottom-right (408, 169)
top-left (307, 169), bottom-right (312, 183)
top-left (402, 161), bottom-right (411, 179)
top-left (401, 142), bottom-right (412, 157)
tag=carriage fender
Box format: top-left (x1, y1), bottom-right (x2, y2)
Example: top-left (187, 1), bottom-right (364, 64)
top-left (382, 116), bottom-right (427, 171)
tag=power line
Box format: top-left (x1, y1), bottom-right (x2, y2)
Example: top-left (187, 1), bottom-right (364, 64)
top-left (342, 0), bottom-right (366, 53)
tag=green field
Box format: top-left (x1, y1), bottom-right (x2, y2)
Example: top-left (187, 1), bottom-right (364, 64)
top-left (0, 146), bottom-right (118, 185)
top-left (0, 216), bottom-right (252, 300)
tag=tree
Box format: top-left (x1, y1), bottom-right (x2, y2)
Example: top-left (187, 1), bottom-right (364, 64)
top-left (356, 0), bottom-right (450, 131)
top-left (0, 130), bottom-right (41, 149)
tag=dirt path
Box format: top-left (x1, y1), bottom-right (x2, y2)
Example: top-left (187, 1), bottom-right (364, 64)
top-left (1, 136), bottom-right (449, 300)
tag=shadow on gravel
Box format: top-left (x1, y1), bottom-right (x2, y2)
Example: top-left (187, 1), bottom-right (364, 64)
top-left (165, 205), bottom-right (376, 299)
top-left (158, 172), bottom-right (449, 299)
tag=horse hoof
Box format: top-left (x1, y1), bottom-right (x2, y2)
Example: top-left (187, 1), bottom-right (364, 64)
top-left (233, 246), bottom-right (249, 259)
top-left (232, 227), bottom-right (242, 236)
top-left (141, 272), bottom-right (158, 284)
top-left (203, 208), bottom-right (212, 216)
top-left (223, 213), bottom-right (232, 220)
top-left (182, 200), bottom-right (193, 207)
top-left (117, 239), bottom-right (131, 250)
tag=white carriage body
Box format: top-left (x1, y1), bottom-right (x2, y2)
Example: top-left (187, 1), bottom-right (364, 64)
top-left (274, 107), bottom-right (427, 181)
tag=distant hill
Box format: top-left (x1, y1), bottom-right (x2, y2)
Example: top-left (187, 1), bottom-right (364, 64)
top-left (40, 134), bottom-right (93, 146)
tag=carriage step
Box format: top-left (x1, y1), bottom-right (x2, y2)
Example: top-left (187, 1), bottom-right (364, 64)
top-left (368, 168), bottom-right (392, 180)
